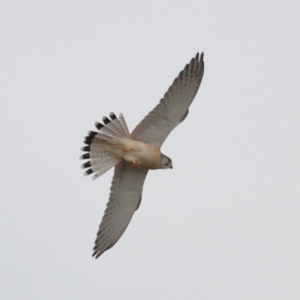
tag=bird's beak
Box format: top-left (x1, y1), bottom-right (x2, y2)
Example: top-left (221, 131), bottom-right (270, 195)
top-left (170, 165), bottom-right (173, 169)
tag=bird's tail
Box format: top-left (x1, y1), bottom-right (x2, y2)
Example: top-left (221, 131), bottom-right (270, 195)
top-left (80, 112), bottom-right (130, 180)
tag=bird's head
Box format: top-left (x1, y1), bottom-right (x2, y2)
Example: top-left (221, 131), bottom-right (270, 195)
top-left (161, 154), bottom-right (173, 169)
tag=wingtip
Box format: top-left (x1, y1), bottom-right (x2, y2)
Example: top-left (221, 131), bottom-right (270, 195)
top-left (195, 52), bottom-right (204, 61)
top-left (92, 249), bottom-right (102, 259)
top-left (94, 251), bottom-right (103, 259)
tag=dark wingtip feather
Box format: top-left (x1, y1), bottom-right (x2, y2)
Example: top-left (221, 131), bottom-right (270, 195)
top-left (178, 70), bottom-right (184, 81)
top-left (92, 248), bottom-right (100, 258)
top-left (194, 52), bottom-right (204, 75)
top-left (189, 57), bottom-right (195, 72)
top-left (200, 52), bottom-right (204, 61)
top-left (183, 63), bottom-right (189, 75)
top-left (92, 248), bottom-right (105, 259)
top-left (199, 53), bottom-right (205, 74)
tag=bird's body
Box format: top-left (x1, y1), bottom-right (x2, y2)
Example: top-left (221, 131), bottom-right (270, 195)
top-left (118, 138), bottom-right (163, 169)
top-left (80, 52), bottom-right (205, 258)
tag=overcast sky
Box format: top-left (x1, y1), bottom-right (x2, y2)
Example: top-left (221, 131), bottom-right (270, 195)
top-left (1, 1), bottom-right (299, 299)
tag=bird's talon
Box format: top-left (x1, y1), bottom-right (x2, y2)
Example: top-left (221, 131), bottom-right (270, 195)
top-left (132, 161), bottom-right (142, 168)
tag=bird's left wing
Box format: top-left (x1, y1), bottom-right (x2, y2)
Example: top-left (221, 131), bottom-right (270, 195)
top-left (131, 52), bottom-right (204, 148)
top-left (92, 161), bottom-right (148, 258)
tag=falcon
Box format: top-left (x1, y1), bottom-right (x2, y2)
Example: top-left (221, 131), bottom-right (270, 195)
top-left (80, 52), bottom-right (205, 258)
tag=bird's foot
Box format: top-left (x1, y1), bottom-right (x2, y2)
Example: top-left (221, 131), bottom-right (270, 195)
top-left (132, 160), bottom-right (142, 168)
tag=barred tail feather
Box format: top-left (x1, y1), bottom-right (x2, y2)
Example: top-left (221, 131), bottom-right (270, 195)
top-left (102, 115), bottom-right (125, 137)
top-left (93, 112), bottom-right (130, 139)
top-left (92, 158), bottom-right (119, 180)
top-left (119, 113), bottom-right (130, 136)
top-left (81, 151), bottom-right (119, 180)
top-left (109, 112), bottom-right (128, 136)
top-left (80, 112), bottom-right (130, 180)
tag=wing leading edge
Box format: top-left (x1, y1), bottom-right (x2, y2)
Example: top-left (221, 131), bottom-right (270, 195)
top-left (131, 52), bottom-right (204, 147)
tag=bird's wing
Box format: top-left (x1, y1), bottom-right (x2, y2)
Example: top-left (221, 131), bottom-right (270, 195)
top-left (131, 52), bottom-right (204, 148)
top-left (92, 161), bottom-right (148, 258)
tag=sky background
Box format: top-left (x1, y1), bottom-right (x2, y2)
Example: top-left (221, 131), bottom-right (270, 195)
top-left (1, 1), bottom-right (299, 299)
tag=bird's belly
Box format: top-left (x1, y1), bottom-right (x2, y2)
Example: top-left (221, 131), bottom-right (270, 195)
top-left (120, 139), bottom-right (161, 169)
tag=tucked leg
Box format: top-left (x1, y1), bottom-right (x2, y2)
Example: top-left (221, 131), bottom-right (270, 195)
top-left (132, 160), bottom-right (142, 168)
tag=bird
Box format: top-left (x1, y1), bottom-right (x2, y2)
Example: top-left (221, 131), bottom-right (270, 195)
top-left (80, 52), bottom-right (205, 258)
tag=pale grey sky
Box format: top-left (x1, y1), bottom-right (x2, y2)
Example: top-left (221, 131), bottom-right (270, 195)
top-left (1, 1), bottom-right (299, 299)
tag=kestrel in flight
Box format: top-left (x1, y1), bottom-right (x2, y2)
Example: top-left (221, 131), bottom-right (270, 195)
top-left (80, 52), bottom-right (205, 258)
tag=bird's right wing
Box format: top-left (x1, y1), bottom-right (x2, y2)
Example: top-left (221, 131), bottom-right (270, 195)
top-left (131, 52), bottom-right (204, 148)
top-left (92, 161), bottom-right (148, 258)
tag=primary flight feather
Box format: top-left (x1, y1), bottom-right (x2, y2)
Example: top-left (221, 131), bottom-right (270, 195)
top-left (80, 52), bottom-right (205, 258)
